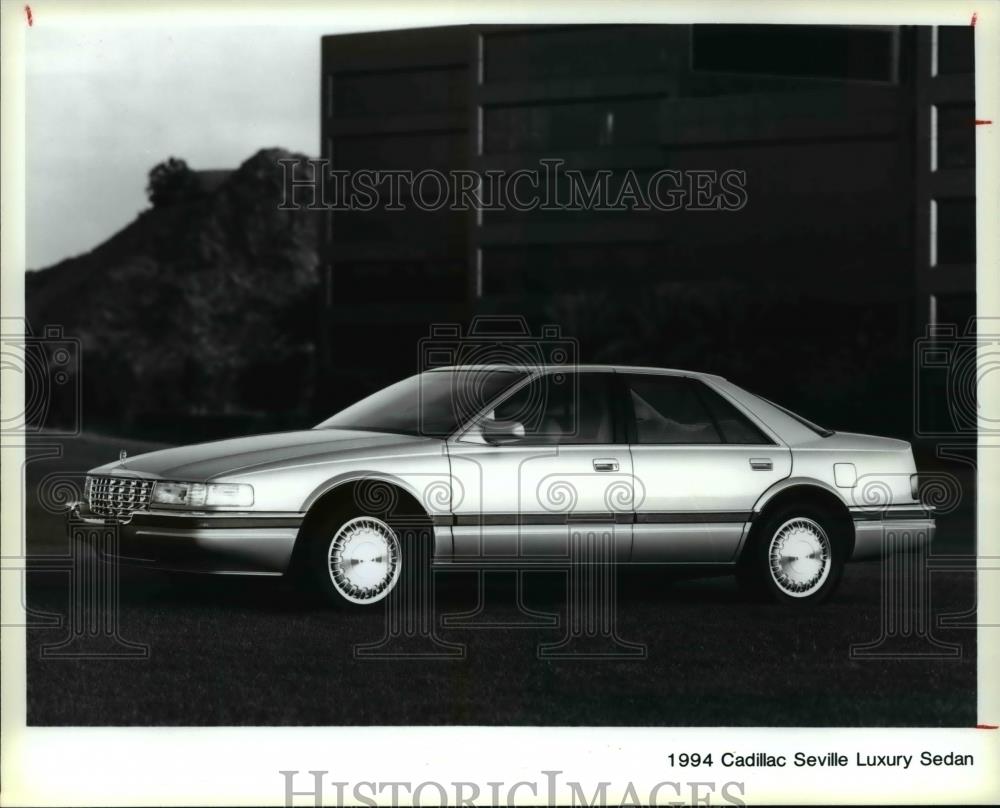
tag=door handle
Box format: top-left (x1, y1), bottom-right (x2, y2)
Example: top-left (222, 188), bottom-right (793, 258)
top-left (749, 458), bottom-right (773, 471)
top-left (593, 459), bottom-right (619, 472)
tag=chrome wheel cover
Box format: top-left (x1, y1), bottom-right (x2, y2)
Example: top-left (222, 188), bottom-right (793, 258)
top-left (327, 516), bottom-right (401, 604)
top-left (768, 517), bottom-right (831, 598)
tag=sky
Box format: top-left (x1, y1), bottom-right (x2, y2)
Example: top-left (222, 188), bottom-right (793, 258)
top-left (26, 22), bottom-right (324, 269)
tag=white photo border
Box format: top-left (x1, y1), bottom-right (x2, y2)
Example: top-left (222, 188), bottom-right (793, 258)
top-left (2, 0), bottom-right (997, 804)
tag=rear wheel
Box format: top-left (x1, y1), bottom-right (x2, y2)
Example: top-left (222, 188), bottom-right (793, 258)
top-left (737, 504), bottom-right (846, 605)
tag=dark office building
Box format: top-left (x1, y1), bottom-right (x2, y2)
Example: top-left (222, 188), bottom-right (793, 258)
top-left (318, 25), bottom-right (975, 442)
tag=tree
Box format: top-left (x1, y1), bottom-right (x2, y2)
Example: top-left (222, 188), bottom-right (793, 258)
top-left (146, 157), bottom-right (200, 207)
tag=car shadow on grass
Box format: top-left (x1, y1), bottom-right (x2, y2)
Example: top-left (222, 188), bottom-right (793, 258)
top-left (28, 563), bottom-right (756, 618)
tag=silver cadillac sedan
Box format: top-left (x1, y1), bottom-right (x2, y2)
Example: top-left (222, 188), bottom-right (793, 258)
top-left (71, 365), bottom-right (934, 607)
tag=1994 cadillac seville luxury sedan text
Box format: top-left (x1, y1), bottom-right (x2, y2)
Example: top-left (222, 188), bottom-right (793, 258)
top-left (71, 366), bottom-right (935, 607)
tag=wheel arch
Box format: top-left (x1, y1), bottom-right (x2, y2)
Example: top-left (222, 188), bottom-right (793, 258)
top-left (299, 470), bottom-right (428, 514)
top-left (743, 480), bottom-right (855, 561)
top-left (290, 475), bottom-right (432, 575)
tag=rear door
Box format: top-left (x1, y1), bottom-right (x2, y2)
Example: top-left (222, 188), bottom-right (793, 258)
top-left (620, 372), bottom-right (791, 563)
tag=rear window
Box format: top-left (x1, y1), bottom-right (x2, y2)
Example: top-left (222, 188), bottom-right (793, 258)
top-left (755, 395), bottom-right (834, 438)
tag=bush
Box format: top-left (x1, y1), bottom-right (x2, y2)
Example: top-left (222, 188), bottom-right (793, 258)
top-left (146, 157), bottom-right (200, 207)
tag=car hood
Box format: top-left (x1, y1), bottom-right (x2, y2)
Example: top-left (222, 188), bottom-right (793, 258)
top-left (90, 429), bottom-right (443, 480)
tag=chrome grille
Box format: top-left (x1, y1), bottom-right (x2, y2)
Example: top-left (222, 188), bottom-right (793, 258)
top-left (86, 475), bottom-right (153, 519)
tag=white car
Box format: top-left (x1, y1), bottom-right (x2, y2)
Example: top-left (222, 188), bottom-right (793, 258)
top-left (72, 365), bottom-right (934, 606)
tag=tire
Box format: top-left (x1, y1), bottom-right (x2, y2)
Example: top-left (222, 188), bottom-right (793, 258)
top-left (302, 511), bottom-right (404, 606)
top-left (736, 503), bottom-right (847, 605)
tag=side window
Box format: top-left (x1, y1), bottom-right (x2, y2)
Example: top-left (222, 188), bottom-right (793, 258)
top-left (624, 374), bottom-right (722, 445)
top-left (492, 372), bottom-right (614, 445)
top-left (696, 383), bottom-right (774, 445)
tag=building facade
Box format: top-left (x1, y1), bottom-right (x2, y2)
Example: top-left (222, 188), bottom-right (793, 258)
top-left (318, 24), bottom-right (975, 441)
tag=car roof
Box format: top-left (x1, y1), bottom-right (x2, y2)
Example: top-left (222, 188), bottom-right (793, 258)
top-left (429, 364), bottom-right (725, 381)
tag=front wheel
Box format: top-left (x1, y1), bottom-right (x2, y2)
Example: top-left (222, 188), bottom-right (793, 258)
top-left (305, 513), bottom-right (403, 606)
top-left (737, 505), bottom-right (847, 605)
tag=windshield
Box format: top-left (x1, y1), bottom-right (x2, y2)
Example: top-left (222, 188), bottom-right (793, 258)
top-left (316, 369), bottom-right (527, 437)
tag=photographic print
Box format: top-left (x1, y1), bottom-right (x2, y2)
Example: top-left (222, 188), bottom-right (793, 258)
top-left (1, 1), bottom-right (997, 805)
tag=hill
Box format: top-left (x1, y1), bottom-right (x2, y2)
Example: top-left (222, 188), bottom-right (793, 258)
top-left (26, 148), bottom-right (321, 437)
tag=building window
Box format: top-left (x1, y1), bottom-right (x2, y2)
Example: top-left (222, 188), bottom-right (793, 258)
top-left (935, 26), bottom-right (974, 75)
top-left (482, 243), bottom-right (658, 295)
top-left (691, 25), bottom-right (897, 82)
top-left (483, 26), bottom-right (670, 82)
top-left (483, 97), bottom-right (660, 153)
top-left (931, 198), bottom-right (976, 266)
top-left (934, 293), bottom-right (975, 331)
top-left (331, 66), bottom-right (468, 117)
top-left (333, 131), bottom-right (466, 172)
top-left (934, 103), bottom-right (975, 170)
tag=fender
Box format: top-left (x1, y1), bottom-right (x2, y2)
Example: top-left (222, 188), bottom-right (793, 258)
top-left (751, 475), bottom-right (851, 515)
top-left (298, 470), bottom-right (453, 558)
top-left (299, 469), bottom-right (428, 514)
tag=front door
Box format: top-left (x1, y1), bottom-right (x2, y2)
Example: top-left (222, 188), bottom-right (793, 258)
top-left (447, 370), bottom-right (633, 563)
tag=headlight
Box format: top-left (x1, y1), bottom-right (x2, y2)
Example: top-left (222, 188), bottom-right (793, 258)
top-left (151, 481), bottom-right (254, 508)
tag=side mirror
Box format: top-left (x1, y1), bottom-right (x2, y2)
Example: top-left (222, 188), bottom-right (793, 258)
top-left (482, 419), bottom-right (525, 446)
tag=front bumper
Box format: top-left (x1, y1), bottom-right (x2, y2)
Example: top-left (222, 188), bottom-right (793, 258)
top-left (68, 504), bottom-right (304, 575)
top-left (850, 506), bottom-right (936, 561)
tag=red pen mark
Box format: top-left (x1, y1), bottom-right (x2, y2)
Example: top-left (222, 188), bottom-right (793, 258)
top-left (975, 723), bottom-right (998, 729)
top-left (971, 11), bottom-right (977, 26)
top-left (24, 4), bottom-right (32, 26)
top-left (975, 119), bottom-right (993, 126)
